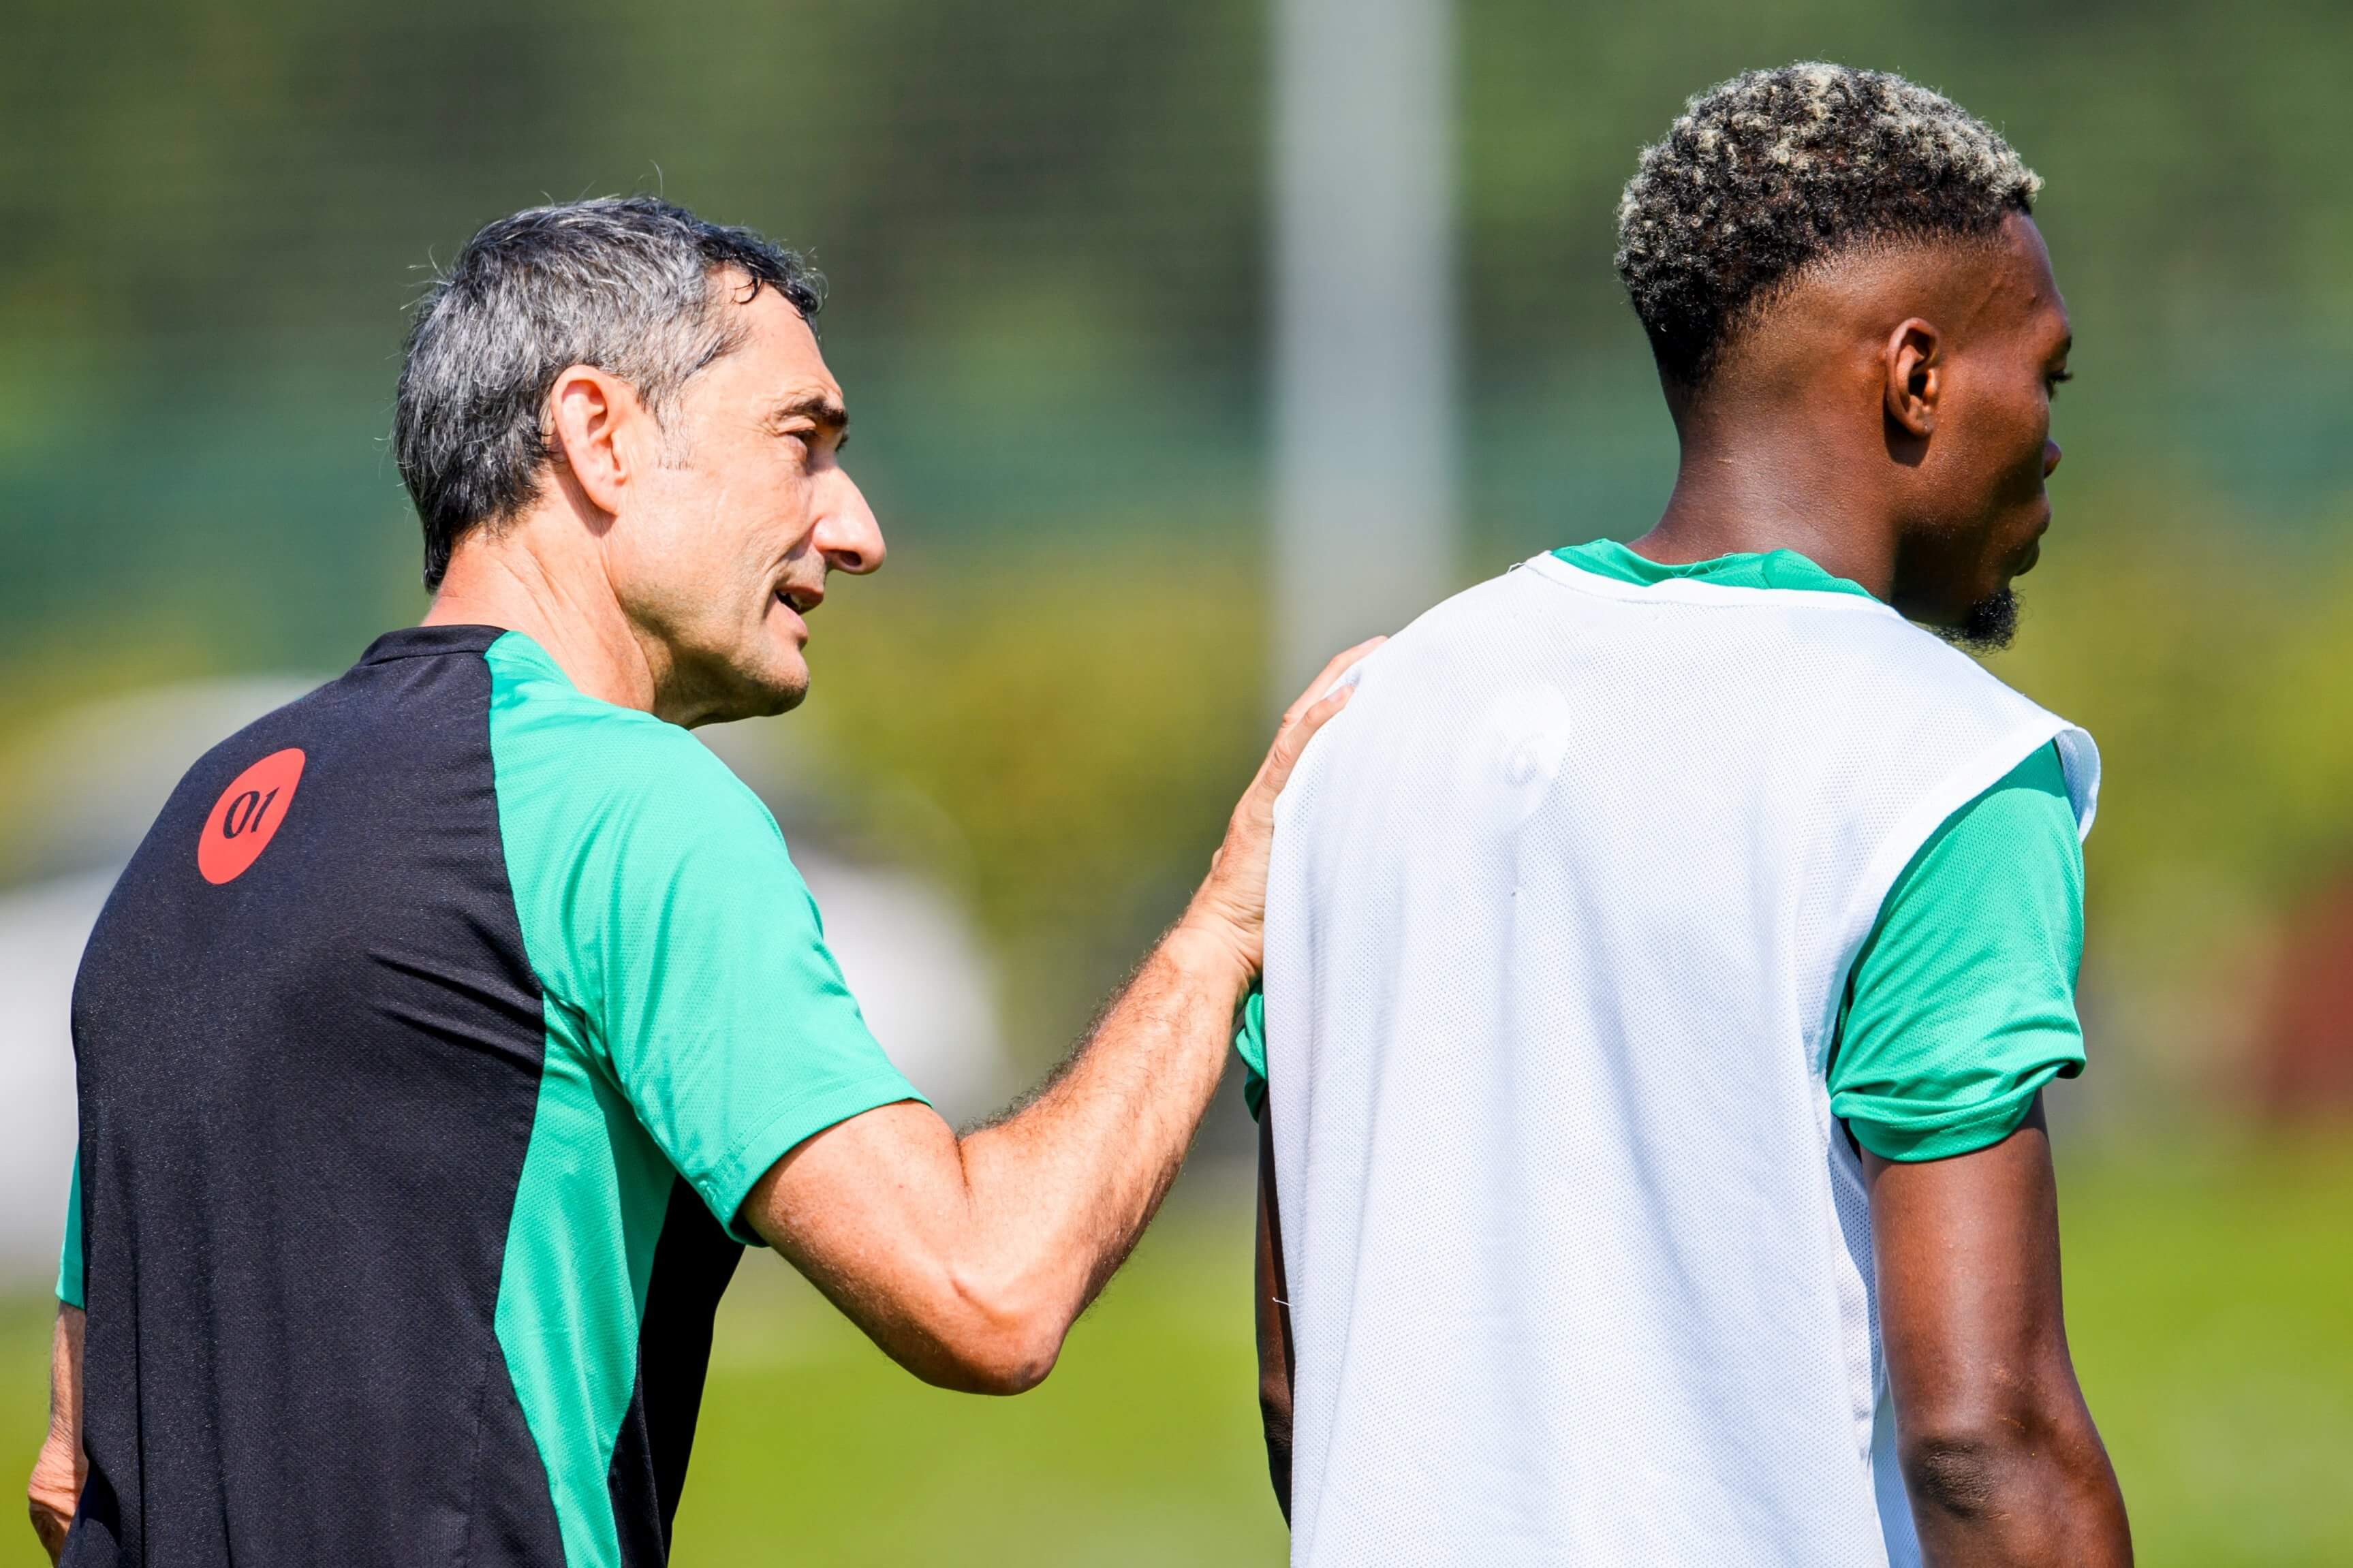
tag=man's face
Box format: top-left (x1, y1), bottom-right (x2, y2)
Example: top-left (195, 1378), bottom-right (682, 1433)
top-left (1890, 213), bottom-right (2072, 647)
top-left (605, 279), bottom-right (882, 723)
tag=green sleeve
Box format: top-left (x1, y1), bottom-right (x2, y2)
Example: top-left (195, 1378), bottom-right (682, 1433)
top-left (57, 1153), bottom-right (82, 1308)
top-left (1828, 743), bottom-right (2086, 1162)
top-left (1234, 984), bottom-right (1268, 1121)
top-left (488, 636), bottom-right (923, 1242)
top-left (600, 788), bottom-right (922, 1238)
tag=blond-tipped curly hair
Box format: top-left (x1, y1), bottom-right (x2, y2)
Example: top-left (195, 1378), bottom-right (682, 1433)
top-left (1616, 63), bottom-right (2041, 391)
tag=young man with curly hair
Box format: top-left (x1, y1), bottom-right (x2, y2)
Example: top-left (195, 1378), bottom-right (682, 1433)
top-left (1242, 64), bottom-right (2133, 1566)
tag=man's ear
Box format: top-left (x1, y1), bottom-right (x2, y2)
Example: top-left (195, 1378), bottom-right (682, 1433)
top-left (545, 364), bottom-right (648, 519)
top-left (1883, 318), bottom-right (1943, 439)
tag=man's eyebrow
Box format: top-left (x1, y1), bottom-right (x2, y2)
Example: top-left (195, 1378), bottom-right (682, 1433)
top-left (772, 392), bottom-right (849, 433)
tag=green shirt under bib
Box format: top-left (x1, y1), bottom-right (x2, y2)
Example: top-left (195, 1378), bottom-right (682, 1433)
top-left (1234, 539), bottom-right (2086, 1163)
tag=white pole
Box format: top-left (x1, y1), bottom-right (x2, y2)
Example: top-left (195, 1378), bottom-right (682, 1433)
top-left (1271, 0), bottom-right (1456, 700)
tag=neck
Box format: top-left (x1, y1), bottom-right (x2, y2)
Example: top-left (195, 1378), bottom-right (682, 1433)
top-left (422, 513), bottom-right (661, 712)
top-left (1631, 411), bottom-right (1900, 600)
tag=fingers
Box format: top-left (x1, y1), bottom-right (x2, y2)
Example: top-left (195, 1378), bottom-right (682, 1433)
top-left (1277, 637), bottom-right (1386, 734)
top-left (1260, 684), bottom-right (1356, 797)
top-left (1194, 634), bottom-right (1387, 946)
top-left (1254, 637), bottom-right (1382, 799)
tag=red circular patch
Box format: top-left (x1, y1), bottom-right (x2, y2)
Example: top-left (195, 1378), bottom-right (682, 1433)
top-left (197, 748), bottom-right (307, 885)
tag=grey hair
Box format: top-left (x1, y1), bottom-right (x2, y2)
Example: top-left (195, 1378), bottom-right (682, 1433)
top-left (394, 196), bottom-right (824, 588)
top-left (1615, 63), bottom-right (2042, 392)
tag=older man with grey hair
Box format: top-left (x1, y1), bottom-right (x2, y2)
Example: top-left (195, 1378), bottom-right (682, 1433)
top-left (29, 196), bottom-right (1371, 1567)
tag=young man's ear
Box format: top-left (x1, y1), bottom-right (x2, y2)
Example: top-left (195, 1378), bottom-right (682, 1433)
top-left (1882, 318), bottom-right (1943, 439)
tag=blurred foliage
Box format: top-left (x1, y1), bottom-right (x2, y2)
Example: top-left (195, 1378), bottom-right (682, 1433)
top-left (775, 543), bottom-right (1269, 1057)
top-left (2, 0), bottom-right (2351, 1091)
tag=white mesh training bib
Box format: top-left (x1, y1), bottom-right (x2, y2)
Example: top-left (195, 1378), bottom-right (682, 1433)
top-left (1262, 552), bottom-right (2097, 1567)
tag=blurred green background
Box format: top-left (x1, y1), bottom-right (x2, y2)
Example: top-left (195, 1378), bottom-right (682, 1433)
top-left (3, 0), bottom-right (2352, 1562)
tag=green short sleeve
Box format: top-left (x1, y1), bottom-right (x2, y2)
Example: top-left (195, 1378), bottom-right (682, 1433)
top-left (57, 1153), bottom-right (82, 1308)
top-left (1828, 743), bottom-right (2086, 1162)
top-left (1234, 984), bottom-right (1268, 1121)
top-left (595, 787), bottom-right (921, 1237)
top-left (488, 633), bottom-right (922, 1242)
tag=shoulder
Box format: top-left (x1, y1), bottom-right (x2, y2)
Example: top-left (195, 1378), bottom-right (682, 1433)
top-left (1910, 743), bottom-right (2082, 892)
top-left (1833, 742), bottom-right (2088, 1159)
top-left (1967, 741), bottom-right (2072, 815)
top-left (1859, 743), bottom-right (2083, 1014)
top-left (1332, 563), bottom-right (1571, 703)
top-left (482, 640), bottom-right (821, 1020)
top-left (1665, 583), bottom-right (2098, 822)
top-left (482, 638), bottom-right (790, 918)
top-left (484, 636), bottom-right (779, 839)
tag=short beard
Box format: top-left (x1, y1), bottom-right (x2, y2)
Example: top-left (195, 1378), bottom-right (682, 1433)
top-left (1935, 588), bottom-right (2021, 654)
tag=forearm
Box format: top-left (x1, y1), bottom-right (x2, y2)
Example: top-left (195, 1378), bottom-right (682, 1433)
top-left (27, 1303), bottom-right (83, 1561)
top-left (953, 922), bottom-right (1252, 1349)
top-left (1904, 1405), bottom-right (2128, 1566)
top-left (753, 920), bottom-right (1251, 1394)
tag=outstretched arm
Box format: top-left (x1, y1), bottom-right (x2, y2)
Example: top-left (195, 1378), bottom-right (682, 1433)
top-left (1867, 1097), bottom-right (2130, 1565)
top-left (27, 1302), bottom-right (82, 1562)
top-left (1254, 1114), bottom-right (1295, 1517)
top-left (747, 641), bottom-right (1377, 1394)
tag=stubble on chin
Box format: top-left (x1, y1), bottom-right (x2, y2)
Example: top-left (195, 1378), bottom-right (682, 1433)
top-left (663, 637), bottom-right (809, 725)
top-left (1934, 586), bottom-right (2021, 654)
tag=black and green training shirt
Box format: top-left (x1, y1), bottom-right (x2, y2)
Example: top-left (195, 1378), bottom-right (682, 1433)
top-left (59, 624), bottom-right (920, 1567)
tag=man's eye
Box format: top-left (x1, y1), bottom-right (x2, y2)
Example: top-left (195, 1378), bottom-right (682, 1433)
top-left (2046, 371), bottom-right (2073, 397)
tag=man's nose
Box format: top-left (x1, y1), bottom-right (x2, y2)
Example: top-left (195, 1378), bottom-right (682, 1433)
top-left (813, 469), bottom-right (886, 576)
top-left (2043, 439), bottom-right (2061, 478)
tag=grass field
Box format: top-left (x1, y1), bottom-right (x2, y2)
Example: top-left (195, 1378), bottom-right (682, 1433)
top-left (0, 1146), bottom-right (2344, 1565)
